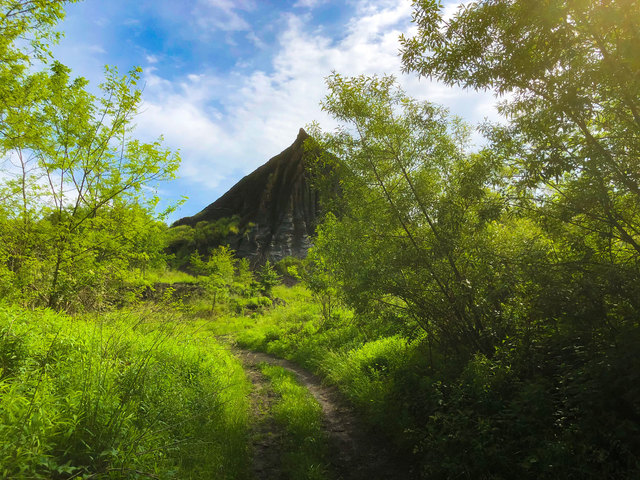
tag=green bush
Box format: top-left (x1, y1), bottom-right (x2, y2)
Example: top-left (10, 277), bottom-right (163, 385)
top-left (218, 283), bottom-right (640, 479)
top-left (231, 296), bottom-right (272, 314)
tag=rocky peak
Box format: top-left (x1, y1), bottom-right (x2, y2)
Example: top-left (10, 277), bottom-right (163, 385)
top-left (171, 128), bottom-right (320, 265)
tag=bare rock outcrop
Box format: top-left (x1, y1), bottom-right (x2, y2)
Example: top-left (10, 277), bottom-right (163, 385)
top-left (171, 128), bottom-right (320, 264)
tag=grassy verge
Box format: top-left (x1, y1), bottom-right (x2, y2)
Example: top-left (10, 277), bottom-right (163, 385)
top-left (0, 303), bottom-right (251, 479)
top-left (204, 282), bottom-right (640, 479)
top-left (208, 285), bottom-right (414, 441)
top-left (259, 363), bottom-right (329, 480)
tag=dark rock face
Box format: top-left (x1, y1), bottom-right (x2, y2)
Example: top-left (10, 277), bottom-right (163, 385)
top-left (172, 128), bottom-right (319, 264)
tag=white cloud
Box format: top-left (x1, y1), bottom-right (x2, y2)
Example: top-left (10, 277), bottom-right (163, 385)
top-left (94, 17), bottom-right (109, 28)
top-left (246, 31), bottom-right (266, 49)
top-left (87, 44), bottom-right (106, 54)
top-left (293, 0), bottom-right (328, 8)
top-left (193, 0), bottom-right (256, 32)
top-left (122, 18), bottom-right (141, 26)
top-left (134, 0), bottom-right (500, 196)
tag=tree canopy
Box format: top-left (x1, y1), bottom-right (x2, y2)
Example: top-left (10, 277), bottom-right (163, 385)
top-left (401, 0), bottom-right (640, 261)
top-left (297, 2), bottom-right (640, 476)
top-left (0, 1), bottom-right (180, 309)
top-left (308, 73), bottom-right (511, 355)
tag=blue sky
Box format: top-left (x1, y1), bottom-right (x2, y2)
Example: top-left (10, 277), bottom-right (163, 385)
top-left (52, 0), bottom-right (497, 223)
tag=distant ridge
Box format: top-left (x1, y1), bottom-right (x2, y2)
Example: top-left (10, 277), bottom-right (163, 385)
top-left (172, 128), bottom-right (320, 264)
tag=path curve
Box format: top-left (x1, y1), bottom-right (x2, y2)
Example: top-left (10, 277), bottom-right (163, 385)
top-left (234, 347), bottom-right (410, 480)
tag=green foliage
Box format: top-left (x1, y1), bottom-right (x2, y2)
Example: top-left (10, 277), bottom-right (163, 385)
top-left (401, 0), bottom-right (640, 213)
top-left (275, 256), bottom-right (304, 282)
top-left (165, 216), bottom-right (243, 269)
top-left (260, 364), bottom-right (329, 480)
top-left (137, 268), bottom-right (200, 285)
top-left (1, 1), bottom-right (638, 478)
top-left (0, 303), bottom-right (251, 479)
top-left (296, 12), bottom-right (640, 472)
top-left (400, 0), bottom-right (640, 332)
top-left (230, 295), bottom-right (272, 315)
top-left (224, 3), bottom-right (630, 478)
top-left (0, 1), bottom-right (77, 96)
top-left (233, 257), bottom-right (257, 297)
top-left (216, 284), bottom-right (640, 479)
top-left (395, 6), bottom-right (640, 475)
top-left (0, 2), bottom-right (181, 311)
top-left (191, 246), bottom-right (240, 313)
top-left (303, 250), bottom-right (339, 325)
top-left (257, 260), bottom-right (281, 297)
top-left (308, 73), bottom-right (507, 355)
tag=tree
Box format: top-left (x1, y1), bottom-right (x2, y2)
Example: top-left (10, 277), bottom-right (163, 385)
top-left (0, 2), bottom-right (181, 310)
top-left (308, 73), bottom-right (508, 354)
top-left (398, 5), bottom-right (640, 476)
top-left (0, 0), bottom-right (78, 143)
top-left (304, 248), bottom-right (339, 325)
top-left (257, 260), bottom-right (281, 297)
top-left (190, 246), bottom-right (236, 312)
top-left (233, 257), bottom-right (256, 297)
top-left (401, 0), bottom-right (640, 258)
top-left (400, 0), bottom-right (640, 330)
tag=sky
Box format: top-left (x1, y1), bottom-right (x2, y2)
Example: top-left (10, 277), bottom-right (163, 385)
top-left (51, 0), bottom-right (499, 223)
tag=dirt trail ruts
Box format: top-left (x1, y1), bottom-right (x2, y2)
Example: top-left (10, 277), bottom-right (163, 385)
top-left (234, 348), bottom-right (410, 480)
top-left (244, 362), bottom-right (287, 480)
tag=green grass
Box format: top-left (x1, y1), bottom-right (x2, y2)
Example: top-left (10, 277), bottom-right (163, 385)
top-left (204, 284), bottom-right (421, 461)
top-left (212, 285), bottom-right (411, 426)
top-left (141, 268), bottom-right (200, 284)
top-left (204, 282), bottom-right (640, 479)
top-left (0, 303), bottom-right (252, 479)
top-left (259, 363), bottom-right (329, 480)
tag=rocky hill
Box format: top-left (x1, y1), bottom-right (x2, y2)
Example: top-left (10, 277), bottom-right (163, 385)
top-left (170, 128), bottom-right (321, 265)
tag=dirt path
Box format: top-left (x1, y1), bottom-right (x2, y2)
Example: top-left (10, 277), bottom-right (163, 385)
top-left (244, 361), bottom-right (287, 480)
top-left (234, 348), bottom-right (409, 480)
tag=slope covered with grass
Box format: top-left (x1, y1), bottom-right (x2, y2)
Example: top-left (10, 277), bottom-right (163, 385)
top-left (0, 304), bottom-right (251, 479)
top-left (211, 284), bottom-right (640, 479)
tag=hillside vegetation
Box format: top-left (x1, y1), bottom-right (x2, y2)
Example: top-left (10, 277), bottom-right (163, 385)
top-left (1, 1), bottom-right (639, 479)
top-left (0, 303), bottom-right (251, 479)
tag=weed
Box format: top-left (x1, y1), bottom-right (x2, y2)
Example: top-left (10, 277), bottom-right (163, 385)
top-left (0, 303), bottom-right (251, 479)
top-left (260, 363), bottom-right (329, 480)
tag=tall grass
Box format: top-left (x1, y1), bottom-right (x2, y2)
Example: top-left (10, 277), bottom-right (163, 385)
top-left (209, 284), bottom-right (423, 457)
top-left (131, 268), bottom-right (201, 285)
top-left (0, 303), bottom-right (251, 479)
top-left (260, 364), bottom-right (329, 480)
top-left (210, 282), bottom-right (640, 479)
